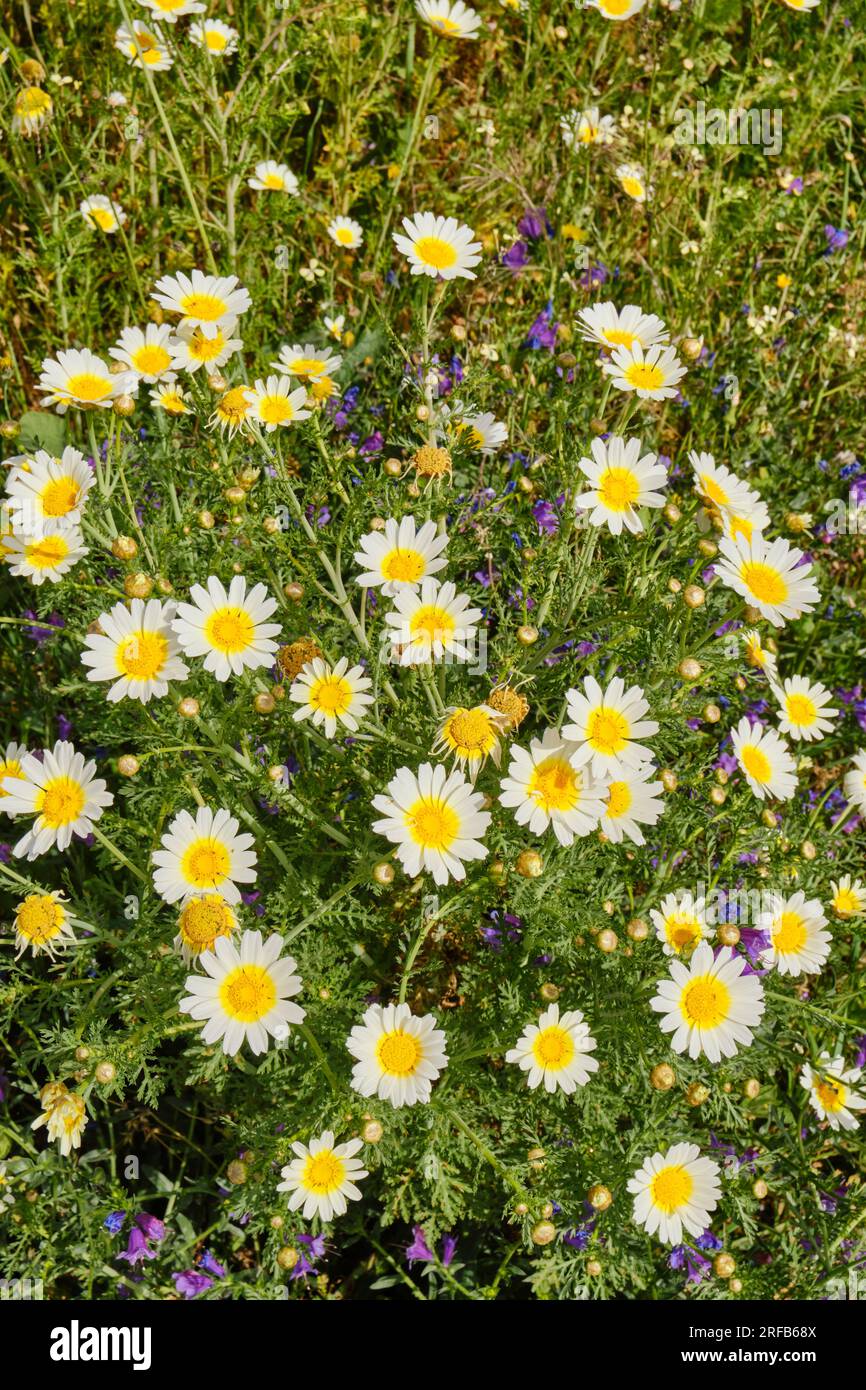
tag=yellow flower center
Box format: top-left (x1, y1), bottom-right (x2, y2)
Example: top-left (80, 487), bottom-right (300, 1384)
top-left (740, 743), bottom-right (772, 785)
top-left (531, 1025), bottom-right (575, 1071)
top-left (409, 604), bottom-right (456, 645)
top-left (259, 394), bottom-right (295, 424)
top-left (665, 914), bottom-right (702, 951)
top-left (111, 629), bottom-right (166, 680)
top-left (586, 706), bottom-right (630, 756)
top-left (406, 796), bottom-right (460, 851)
top-left (181, 836), bottom-right (231, 889)
top-left (25, 533), bottom-right (70, 568)
top-left (263, 172), bottom-right (285, 188)
top-left (833, 887), bottom-right (859, 916)
top-left (772, 911), bottom-right (807, 955)
top-left (728, 513), bottom-right (754, 544)
top-left (650, 1164), bottom-right (694, 1213)
top-left (431, 16), bottom-right (461, 35)
top-left (287, 357), bottom-right (326, 376)
top-left (0, 756), bottom-right (22, 794)
top-left (16, 895), bottom-right (64, 943)
top-left (528, 756), bottom-right (579, 813)
top-left (141, 47), bottom-right (165, 66)
top-left (605, 780), bottom-right (632, 818)
top-left (815, 1077), bottom-right (845, 1112)
top-left (381, 547), bottom-right (426, 583)
top-left (443, 707), bottom-right (495, 758)
top-left (160, 390), bottom-right (187, 414)
top-left (680, 974), bottom-right (731, 1028)
top-left (132, 344), bottom-right (172, 376)
top-left (205, 605), bottom-right (255, 653)
top-left (414, 236), bottom-right (458, 270)
top-left (335, 227), bottom-right (355, 245)
top-left (180, 292), bottom-right (227, 322)
top-left (40, 476), bottom-right (81, 517)
top-left (64, 373), bottom-right (114, 403)
top-left (700, 473), bottom-right (728, 506)
top-left (740, 561), bottom-right (787, 606)
top-left (621, 176), bottom-right (645, 199)
top-left (624, 361), bottom-right (664, 390)
top-left (87, 207), bottom-right (117, 231)
top-left (188, 329), bottom-right (227, 362)
top-left (309, 673), bottom-right (353, 715)
top-left (376, 1028), bottom-right (422, 1076)
top-left (785, 693), bottom-right (816, 727)
top-left (178, 895), bottom-right (235, 951)
top-left (219, 964), bottom-right (276, 1022)
top-left (598, 466), bottom-right (640, 512)
top-left (17, 88), bottom-right (52, 116)
top-left (36, 776), bottom-right (86, 827)
top-left (603, 328), bottom-right (637, 348)
top-left (205, 30), bottom-right (228, 51)
top-left (301, 1150), bottom-right (346, 1194)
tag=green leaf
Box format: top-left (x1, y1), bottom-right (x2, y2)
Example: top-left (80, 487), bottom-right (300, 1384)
top-left (17, 410), bottom-right (66, 458)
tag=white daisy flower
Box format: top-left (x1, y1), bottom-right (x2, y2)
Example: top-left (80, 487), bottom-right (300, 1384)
top-left (245, 376), bottom-right (310, 432)
top-left (37, 348), bottom-right (127, 413)
top-left (731, 716), bottom-right (797, 801)
top-left (79, 195), bottom-right (127, 234)
top-left (454, 411), bottom-right (508, 454)
top-left (81, 597), bottom-right (189, 704)
top-left (574, 434), bottom-right (668, 535)
top-left (628, 1143), bottom-right (721, 1247)
top-left (780, 0), bottom-right (820, 9)
top-left (174, 893), bottom-right (239, 965)
top-left (150, 375), bottom-right (191, 414)
top-left (5, 447), bottom-right (94, 529)
top-left (139, 0), bottom-right (205, 22)
top-left (577, 302), bottom-right (668, 352)
top-left (2, 740), bottom-right (114, 860)
top-left (327, 216), bottom-right (363, 249)
top-left (271, 342), bottom-right (342, 380)
top-left (772, 675), bottom-right (838, 742)
top-left (393, 211), bottom-right (482, 281)
top-left (210, 385), bottom-right (253, 438)
top-left (602, 342), bottom-right (686, 399)
top-left (4, 521), bottom-right (88, 585)
top-left (247, 160), bottom-right (298, 193)
top-left (115, 22), bottom-right (173, 71)
top-left (689, 450), bottom-right (758, 513)
top-left (561, 106), bottom-right (617, 148)
top-left (505, 1003), bottom-right (599, 1094)
top-left (587, 0), bottom-right (647, 19)
top-left (384, 577), bottom-right (482, 666)
top-left (432, 704), bottom-right (508, 779)
top-left (277, 1131), bottom-right (369, 1222)
top-left (353, 516), bottom-right (449, 596)
top-left (650, 890), bottom-right (708, 957)
top-left (563, 675), bottom-right (659, 780)
top-left (650, 941), bottom-right (766, 1063)
top-left (32, 1084), bottom-right (88, 1158)
top-left (189, 17), bottom-right (239, 54)
top-left (169, 322), bottom-right (244, 374)
top-left (800, 1054), bottom-right (866, 1131)
top-left (414, 0), bottom-right (482, 39)
top-left (152, 269), bottom-right (252, 340)
top-left (289, 656), bottom-right (374, 738)
top-left (830, 875), bottom-right (865, 918)
top-left (0, 742), bottom-right (29, 812)
top-left (616, 162), bottom-right (651, 201)
top-left (347, 1002), bottom-right (448, 1108)
top-left (741, 628), bottom-right (778, 680)
top-left (109, 324), bottom-right (177, 383)
top-left (152, 805), bottom-right (257, 905)
top-left (714, 534), bottom-right (820, 628)
top-left (843, 750), bottom-right (866, 812)
top-left (601, 765), bottom-right (665, 845)
top-left (499, 727), bottom-right (606, 846)
top-left (172, 575), bottom-right (281, 682)
top-left (324, 313), bottom-right (345, 341)
top-left (14, 890), bottom-right (76, 960)
top-left (12, 87), bottom-right (53, 136)
top-left (371, 761), bottom-right (490, 885)
top-left (178, 930), bottom-right (305, 1056)
top-left (758, 892), bottom-right (831, 978)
